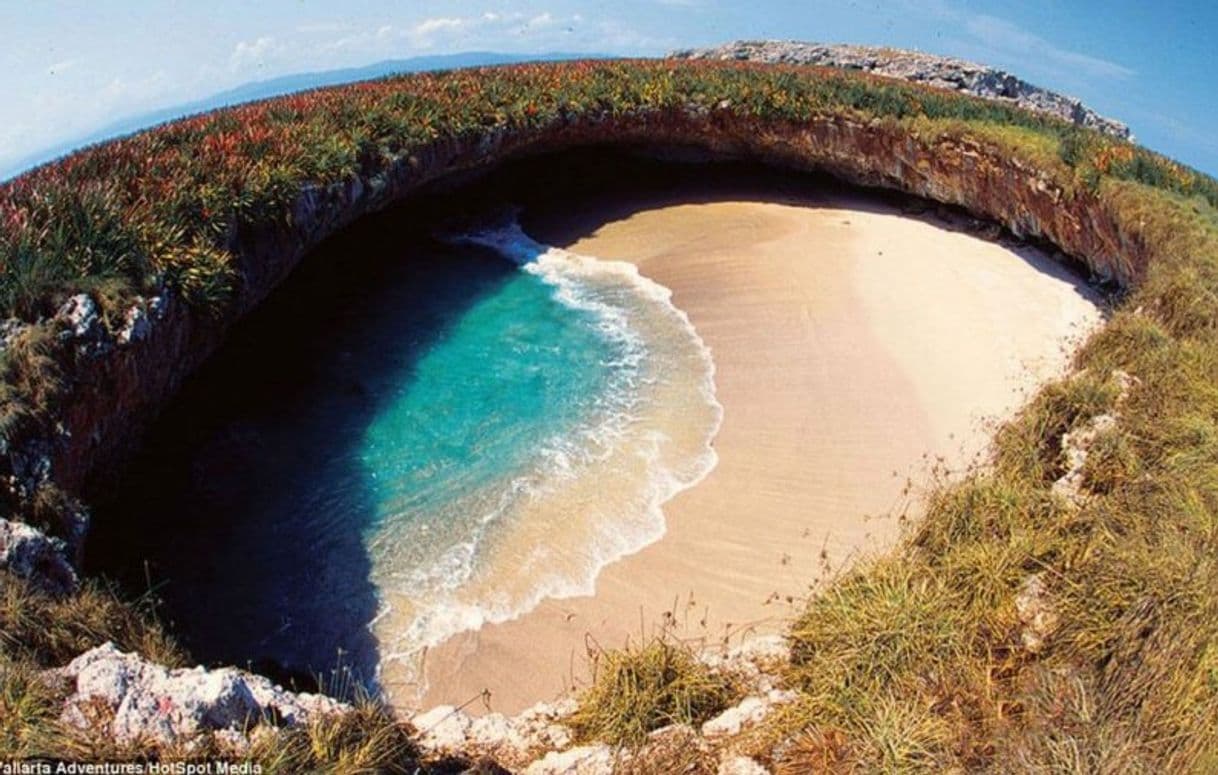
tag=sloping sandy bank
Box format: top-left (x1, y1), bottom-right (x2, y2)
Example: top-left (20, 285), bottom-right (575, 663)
top-left (412, 186), bottom-right (1102, 714)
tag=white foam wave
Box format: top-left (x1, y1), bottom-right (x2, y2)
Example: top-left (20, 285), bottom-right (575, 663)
top-left (372, 216), bottom-right (723, 702)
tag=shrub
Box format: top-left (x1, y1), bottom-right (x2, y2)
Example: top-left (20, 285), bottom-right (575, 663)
top-left (571, 636), bottom-right (740, 746)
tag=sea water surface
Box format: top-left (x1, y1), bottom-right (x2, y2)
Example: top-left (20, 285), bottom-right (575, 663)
top-left (90, 213), bottom-right (720, 703)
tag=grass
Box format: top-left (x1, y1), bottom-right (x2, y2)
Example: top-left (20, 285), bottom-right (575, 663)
top-left (2, 58), bottom-right (1218, 770)
top-left (0, 570), bottom-right (185, 668)
top-left (728, 180), bottom-right (1218, 771)
top-left (1, 60), bottom-right (1213, 330)
top-left (570, 636), bottom-right (740, 746)
top-left (0, 659), bottom-right (428, 771)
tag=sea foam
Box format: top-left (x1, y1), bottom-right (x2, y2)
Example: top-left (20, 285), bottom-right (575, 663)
top-left (369, 216), bottom-right (722, 704)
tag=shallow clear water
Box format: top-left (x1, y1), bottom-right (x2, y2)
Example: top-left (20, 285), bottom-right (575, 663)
top-left (90, 218), bottom-right (719, 700)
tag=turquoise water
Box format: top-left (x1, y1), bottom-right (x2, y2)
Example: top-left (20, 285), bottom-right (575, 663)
top-left (357, 244), bottom-right (646, 620)
top-left (361, 263), bottom-right (624, 541)
top-left (89, 218), bottom-right (720, 702)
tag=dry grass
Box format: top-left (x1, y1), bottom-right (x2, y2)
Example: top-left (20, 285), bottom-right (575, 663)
top-left (730, 179), bottom-right (1218, 772)
top-left (570, 635), bottom-right (741, 747)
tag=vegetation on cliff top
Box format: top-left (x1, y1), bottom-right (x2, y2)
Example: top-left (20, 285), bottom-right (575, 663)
top-left (2, 59), bottom-right (1218, 770)
top-left (1, 60), bottom-right (1214, 324)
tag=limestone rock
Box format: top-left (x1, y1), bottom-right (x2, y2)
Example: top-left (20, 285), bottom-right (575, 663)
top-left (54, 642), bottom-right (348, 745)
top-left (703, 697), bottom-right (770, 737)
top-left (671, 41), bottom-right (1131, 139)
top-left (730, 635), bottom-right (788, 664)
top-left (0, 319), bottom-right (25, 351)
top-left (118, 302), bottom-right (152, 345)
top-left (1015, 574), bottom-right (1059, 653)
top-left (1052, 412), bottom-right (1117, 504)
top-left (412, 705), bottom-right (474, 752)
top-left (56, 294), bottom-right (110, 356)
top-left (1051, 370), bottom-right (1139, 504)
top-left (524, 744), bottom-right (614, 775)
top-left (0, 518), bottom-right (78, 595)
top-left (511, 699), bottom-right (577, 751)
top-left (702, 688), bottom-right (798, 739)
top-left (411, 697), bottom-right (577, 765)
top-left (718, 755), bottom-right (771, 775)
top-left (470, 712), bottom-right (528, 752)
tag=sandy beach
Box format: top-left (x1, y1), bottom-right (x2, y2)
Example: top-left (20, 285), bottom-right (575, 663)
top-left (414, 186), bottom-right (1102, 714)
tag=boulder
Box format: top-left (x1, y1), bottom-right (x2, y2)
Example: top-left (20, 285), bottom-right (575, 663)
top-left (412, 705), bottom-right (474, 752)
top-left (702, 689), bottom-right (798, 738)
top-left (524, 744), bottom-right (614, 775)
top-left (0, 518), bottom-right (78, 595)
top-left (56, 294), bottom-right (110, 356)
top-left (718, 755), bottom-right (771, 775)
top-left (1015, 574), bottom-right (1059, 654)
top-left (54, 642), bottom-right (348, 745)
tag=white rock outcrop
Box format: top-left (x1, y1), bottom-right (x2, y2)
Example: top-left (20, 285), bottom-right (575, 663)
top-left (672, 41), bottom-right (1131, 139)
top-left (718, 755), bottom-right (771, 775)
top-left (410, 697), bottom-right (576, 765)
top-left (0, 517), bottom-right (78, 595)
top-left (1051, 369), bottom-right (1139, 505)
top-left (52, 642), bottom-right (349, 745)
top-left (524, 744), bottom-right (614, 775)
top-left (1052, 412), bottom-right (1117, 503)
top-left (1015, 574), bottom-right (1059, 654)
top-left (702, 689), bottom-right (799, 738)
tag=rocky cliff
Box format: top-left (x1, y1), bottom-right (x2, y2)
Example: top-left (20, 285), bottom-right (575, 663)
top-left (671, 41), bottom-right (1131, 140)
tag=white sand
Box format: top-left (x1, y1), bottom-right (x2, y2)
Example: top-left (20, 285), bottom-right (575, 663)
top-left (413, 188), bottom-right (1101, 714)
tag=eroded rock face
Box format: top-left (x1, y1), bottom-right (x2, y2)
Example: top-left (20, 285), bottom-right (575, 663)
top-left (0, 517), bottom-right (77, 595)
top-left (671, 41), bottom-right (1131, 139)
top-left (52, 642), bottom-right (349, 746)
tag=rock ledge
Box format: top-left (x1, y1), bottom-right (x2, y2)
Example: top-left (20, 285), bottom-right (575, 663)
top-left (671, 41), bottom-right (1131, 139)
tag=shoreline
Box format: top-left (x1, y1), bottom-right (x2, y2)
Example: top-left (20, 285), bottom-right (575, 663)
top-left (407, 185), bottom-right (1103, 715)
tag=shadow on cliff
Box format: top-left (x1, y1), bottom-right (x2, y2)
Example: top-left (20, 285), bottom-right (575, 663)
top-left (465, 148), bottom-right (1099, 299)
top-left (85, 201), bottom-right (518, 698)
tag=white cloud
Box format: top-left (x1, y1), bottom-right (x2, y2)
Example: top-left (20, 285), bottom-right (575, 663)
top-left (413, 17), bottom-right (466, 36)
top-left (895, 0), bottom-right (1133, 82)
top-left (313, 9), bottom-right (665, 56)
top-left (229, 35), bottom-right (282, 72)
top-left (0, 6), bottom-right (673, 177)
top-left (964, 15), bottom-right (1133, 80)
top-left (47, 58), bottom-right (77, 76)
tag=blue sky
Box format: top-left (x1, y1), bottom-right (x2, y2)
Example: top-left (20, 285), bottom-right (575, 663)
top-left (1, 1), bottom-right (1215, 178)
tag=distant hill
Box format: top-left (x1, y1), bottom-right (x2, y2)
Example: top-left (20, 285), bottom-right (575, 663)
top-left (1, 51), bottom-right (606, 182)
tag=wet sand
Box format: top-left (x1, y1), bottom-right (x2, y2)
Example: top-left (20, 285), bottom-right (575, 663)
top-left (413, 187), bottom-right (1102, 714)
